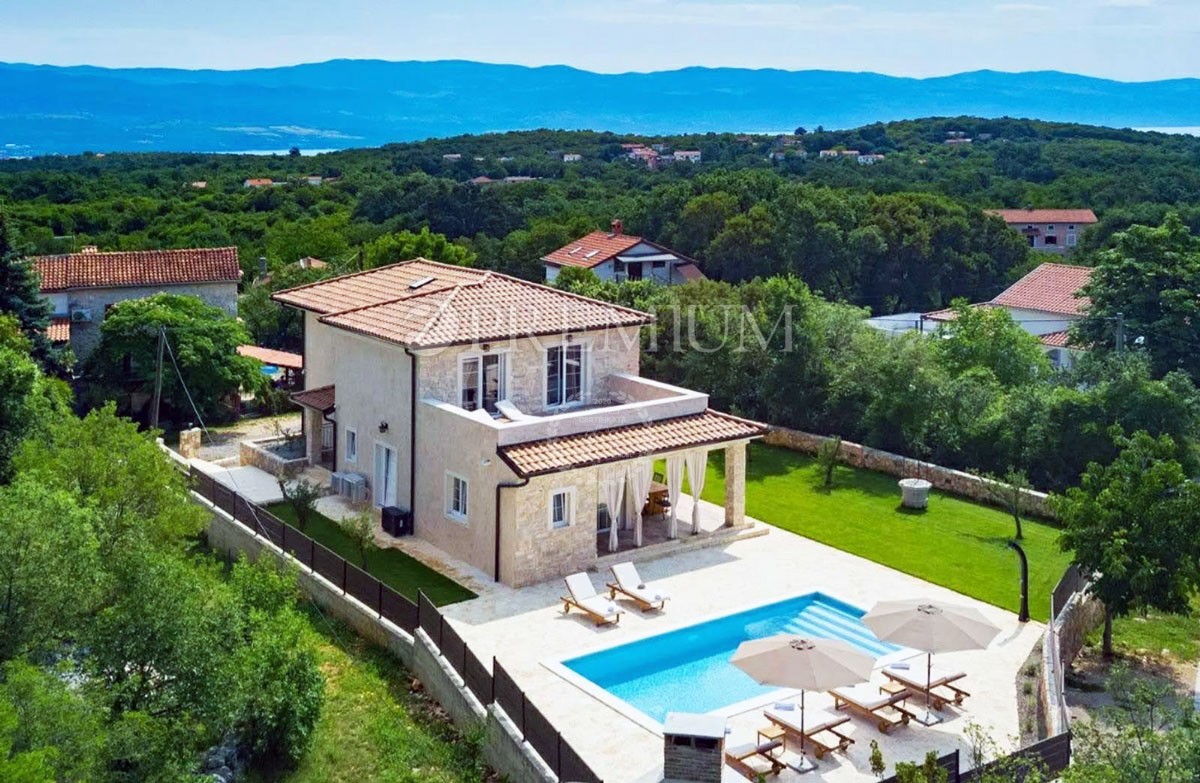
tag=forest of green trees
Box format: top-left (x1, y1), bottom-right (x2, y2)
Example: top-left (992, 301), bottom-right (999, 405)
top-left (3, 116), bottom-right (1199, 492)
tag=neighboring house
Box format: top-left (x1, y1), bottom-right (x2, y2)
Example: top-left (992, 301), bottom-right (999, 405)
top-left (856, 153), bottom-right (886, 165)
top-left (673, 150), bottom-right (702, 163)
top-left (922, 262), bottom-right (1093, 369)
top-left (31, 246), bottom-right (241, 360)
top-left (987, 209), bottom-right (1098, 255)
top-left (442, 154), bottom-right (463, 162)
top-left (273, 259), bottom-right (764, 587)
top-left (243, 178), bottom-right (275, 188)
top-left (189, 181), bottom-right (208, 189)
top-left (541, 220), bottom-right (706, 285)
top-left (562, 153), bottom-right (583, 162)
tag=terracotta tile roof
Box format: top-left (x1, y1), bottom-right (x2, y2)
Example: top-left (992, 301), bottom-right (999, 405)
top-left (991, 263), bottom-right (1093, 316)
top-left (542, 230), bottom-right (644, 269)
top-left (47, 317), bottom-right (70, 343)
top-left (987, 209), bottom-right (1098, 225)
top-left (1039, 330), bottom-right (1071, 348)
top-left (274, 259), bottom-right (653, 348)
top-left (921, 303), bottom-right (998, 323)
top-left (498, 410), bottom-right (767, 477)
top-left (290, 384), bottom-right (335, 412)
top-left (32, 247), bottom-right (241, 293)
top-left (237, 345), bottom-right (303, 370)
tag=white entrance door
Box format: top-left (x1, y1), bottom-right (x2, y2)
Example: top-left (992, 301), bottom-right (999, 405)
top-left (374, 443), bottom-right (398, 507)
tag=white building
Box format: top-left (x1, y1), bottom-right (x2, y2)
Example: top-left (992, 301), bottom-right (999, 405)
top-left (541, 220), bottom-right (705, 285)
top-left (274, 259), bottom-right (763, 587)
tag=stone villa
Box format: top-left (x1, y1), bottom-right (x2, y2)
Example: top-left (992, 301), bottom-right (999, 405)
top-left (542, 220), bottom-right (705, 286)
top-left (274, 259), bottom-right (763, 587)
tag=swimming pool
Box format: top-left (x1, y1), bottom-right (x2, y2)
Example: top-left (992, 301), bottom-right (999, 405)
top-left (559, 592), bottom-right (901, 726)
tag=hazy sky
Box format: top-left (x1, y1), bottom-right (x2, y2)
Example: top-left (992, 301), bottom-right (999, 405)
top-left (1, 0), bottom-right (1196, 80)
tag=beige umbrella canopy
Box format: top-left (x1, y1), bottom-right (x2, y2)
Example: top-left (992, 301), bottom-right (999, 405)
top-left (732, 635), bottom-right (875, 769)
top-left (862, 598), bottom-right (1001, 724)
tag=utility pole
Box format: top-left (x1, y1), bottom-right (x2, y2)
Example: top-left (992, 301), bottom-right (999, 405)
top-left (1115, 312), bottom-right (1125, 354)
top-left (150, 325), bottom-right (166, 430)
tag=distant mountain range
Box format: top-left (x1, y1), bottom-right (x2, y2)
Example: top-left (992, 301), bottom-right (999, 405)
top-left (4, 60), bottom-right (1200, 155)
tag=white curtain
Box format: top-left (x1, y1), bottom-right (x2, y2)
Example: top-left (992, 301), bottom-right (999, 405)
top-left (626, 461), bottom-right (653, 548)
top-left (666, 455), bottom-right (685, 539)
top-left (685, 449), bottom-right (708, 535)
top-left (601, 472), bottom-right (625, 553)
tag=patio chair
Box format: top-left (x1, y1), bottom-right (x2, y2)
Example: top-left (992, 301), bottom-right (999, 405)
top-left (724, 740), bottom-right (785, 781)
top-left (763, 703), bottom-right (854, 760)
top-left (560, 573), bottom-right (623, 626)
top-left (606, 562), bottom-right (670, 612)
top-left (829, 683), bottom-right (916, 734)
top-left (883, 664), bottom-right (970, 711)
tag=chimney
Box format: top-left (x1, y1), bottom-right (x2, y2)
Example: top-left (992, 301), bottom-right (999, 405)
top-left (80, 245), bottom-right (99, 254)
top-left (611, 218), bottom-right (624, 236)
top-left (258, 257), bottom-right (268, 275)
top-left (662, 713), bottom-right (725, 783)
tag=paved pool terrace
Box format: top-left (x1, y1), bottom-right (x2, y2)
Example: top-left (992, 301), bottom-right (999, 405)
top-left (440, 510), bottom-right (1043, 783)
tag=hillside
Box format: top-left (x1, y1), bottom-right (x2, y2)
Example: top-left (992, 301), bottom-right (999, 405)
top-left (5, 60), bottom-right (1200, 154)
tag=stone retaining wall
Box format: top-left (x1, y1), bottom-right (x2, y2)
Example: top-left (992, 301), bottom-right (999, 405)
top-left (763, 426), bottom-right (1056, 519)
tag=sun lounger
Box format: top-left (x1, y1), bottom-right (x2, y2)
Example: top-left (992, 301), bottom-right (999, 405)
top-left (606, 562), bottom-right (669, 612)
top-left (561, 573), bottom-right (623, 625)
top-left (830, 683), bottom-right (916, 734)
top-left (764, 704), bottom-right (854, 760)
top-left (883, 664), bottom-right (970, 711)
top-left (724, 740), bottom-right (785, 780)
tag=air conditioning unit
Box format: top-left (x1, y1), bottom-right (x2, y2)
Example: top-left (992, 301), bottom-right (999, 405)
top-left (329, 471), bottom-right (348, 495)
top-left (70, 308), bottom-right (93, 323)
top-left (342, 473), bottom-right (367, 503)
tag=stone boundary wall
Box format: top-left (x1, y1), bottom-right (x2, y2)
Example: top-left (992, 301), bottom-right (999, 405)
top-left (195, 492), bottom-right (554, 783)
top-left (763, 426), bottom-right (1056, 520)
top-left (239, 436), bottom-right (309, 476)
top-left (1041, 584), bottom-right (1104, 736)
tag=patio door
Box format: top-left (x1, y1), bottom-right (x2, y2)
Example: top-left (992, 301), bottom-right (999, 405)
top-left (374, 443), bottom-right (398, 507)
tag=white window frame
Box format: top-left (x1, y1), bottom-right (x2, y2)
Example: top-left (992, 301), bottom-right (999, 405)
top-left (445, 471), bottom-right (469, 525)
top-left (548, 486), bottom-right (576, 530)
top-left (1066, 233), bottom-right (1077, 247)
top-left (544, 341), bottom-right (588, 409)
top-left (344, 428), bottom-right (358, 464)
top-left (457, 350), bottom-right (509, 414)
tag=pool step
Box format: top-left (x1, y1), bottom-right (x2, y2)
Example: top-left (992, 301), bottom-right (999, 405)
top-left (781, 604), bottom-right (896, 656)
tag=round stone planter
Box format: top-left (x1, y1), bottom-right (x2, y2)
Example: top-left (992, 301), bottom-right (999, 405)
top-left (899, 478), bottom-right (932, 510)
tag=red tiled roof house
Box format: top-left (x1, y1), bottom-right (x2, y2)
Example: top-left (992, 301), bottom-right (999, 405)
top-left (923, 262), bottom-right (1093, 369)
top-left (31, 246), bottom-right (241, 360)
top-left (273, 259), bottom-right (763, 587)
top-left (987, 209), bottom-right (1098, 255)
top-left (541, 219), bottom-right (706, 286)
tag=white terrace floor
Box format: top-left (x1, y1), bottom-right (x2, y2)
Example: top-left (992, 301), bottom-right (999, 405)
top-left (441, 515), bottom-right (1043, 783)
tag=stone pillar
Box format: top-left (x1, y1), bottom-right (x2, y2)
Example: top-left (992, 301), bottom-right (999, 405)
top-left (177, 427), bottom-right (202, 460)
top-left (723, 441), bottom-right (746, 528)
top-left (305, 409), bottom-right (323, 465)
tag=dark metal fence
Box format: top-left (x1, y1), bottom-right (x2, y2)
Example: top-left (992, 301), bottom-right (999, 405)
top-left (190, 465), bottom-right (604, 783)
top-left (879, 733), bottom-right (1071, 783)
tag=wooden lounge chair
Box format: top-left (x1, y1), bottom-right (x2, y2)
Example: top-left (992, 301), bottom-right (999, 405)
top-left (763, 705), bottom-right (854, 760)
top-left (606, 562), bottom-right (669, 612)
top-left (724, 740), bottom-right (785, 781)
top-left (830, 683), bottom-right (916, 734)
top-left (560, 573), bottom-right (623, 626)
top-left (883, 664), bottom-right (970, 711)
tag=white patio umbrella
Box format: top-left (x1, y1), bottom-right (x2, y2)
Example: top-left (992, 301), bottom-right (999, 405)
top-left (732, 635), bottom-right (875, 771)
top-left (862, 598), bottom-right (1001, 724)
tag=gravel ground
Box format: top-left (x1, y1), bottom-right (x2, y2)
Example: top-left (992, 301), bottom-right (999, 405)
top-left (197, 412), bottom-right (302, 462)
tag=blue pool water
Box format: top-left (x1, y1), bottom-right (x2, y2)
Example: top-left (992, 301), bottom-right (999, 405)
top-left (562, 592), bottom-right (900, 723)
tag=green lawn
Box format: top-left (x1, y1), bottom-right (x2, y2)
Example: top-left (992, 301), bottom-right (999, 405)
top-left (255, 605), bottom-right (487, 783)
top-left (697, 444), bottom-right (1072, 622)
top-left (266, 503), bottom-right (476, 606)
top-left (1097, 595), bottom-right (1200, 662)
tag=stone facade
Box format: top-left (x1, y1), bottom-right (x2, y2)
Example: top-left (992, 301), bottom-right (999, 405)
top-left (722, 443), bottom-right (746, 527)
top-left (505, 466), bottom-right (601, 588)
top-left (240, 436), bottom-right (308, 476)
top-left (417, 326), bottom-right (641, 415)
top-left (763, 426), bottom-right (1055, 519)
top-left (53, 281), bottom-right (238, 361)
